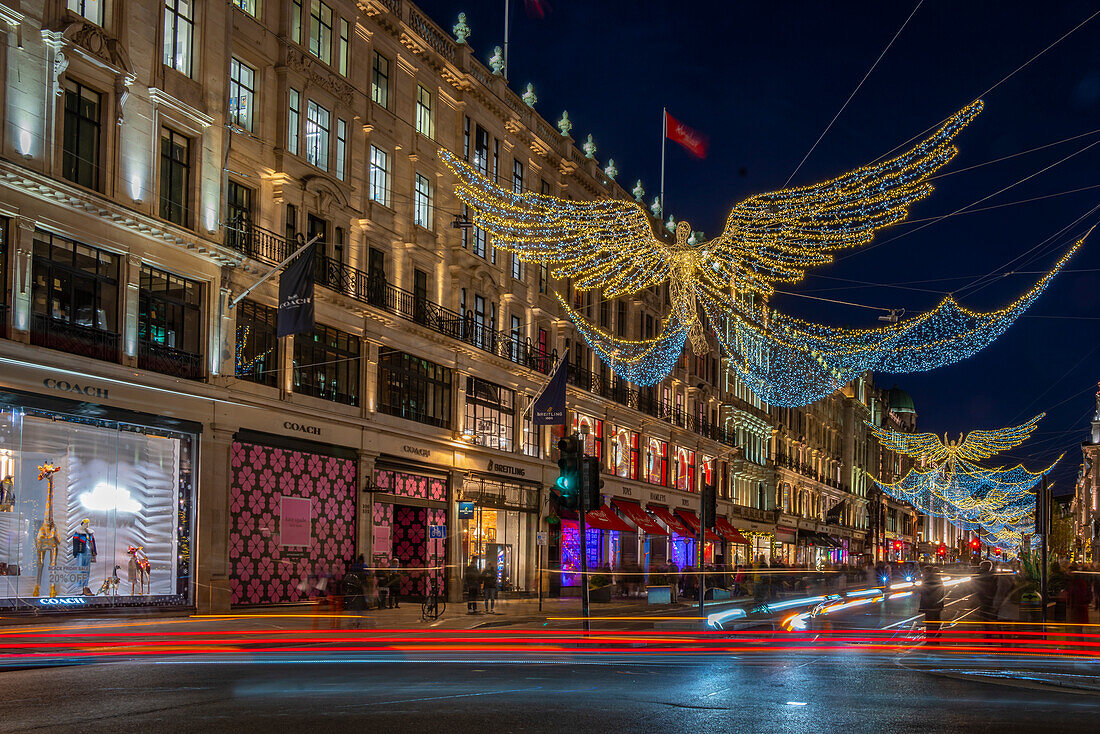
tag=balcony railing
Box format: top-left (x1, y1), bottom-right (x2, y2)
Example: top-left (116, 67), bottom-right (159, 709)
top-left (31, 314), bottom-right (120, 363)
top-left (227, 222), bottom-right (557, 375)
top-left (139, 340), bottom-right (205, 381)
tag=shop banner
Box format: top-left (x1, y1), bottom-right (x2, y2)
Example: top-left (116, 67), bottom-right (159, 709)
top-left (277, 243), bottom-right (316, 337)
top-left (532, 357), bottom-right (567, 425)
top-left (279, 496), bottom-right (312, 547)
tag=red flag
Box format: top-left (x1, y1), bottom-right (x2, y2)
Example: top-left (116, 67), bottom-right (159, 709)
top-left (665, 111), bottom-right (708, 159)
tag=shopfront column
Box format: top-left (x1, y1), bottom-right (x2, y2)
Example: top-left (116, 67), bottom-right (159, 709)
top-left (196, 423), bottom-right (236, 613)
top-left (356, 449), bottom-right (378, 568)
top-left (121, 254), bottom-right (140, 367)
top-left (447, 468), bottom-right (465, 603)
top-left (9, 216), bottom-right (34, 340)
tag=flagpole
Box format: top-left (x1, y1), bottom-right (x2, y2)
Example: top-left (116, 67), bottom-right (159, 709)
top-left (659, 107), bottom-right (667, 217)
top-left (229, 233), bottom-right (322, 309)
top-left (503, 0), bottom-right (510, 78)
top-left (521, 348), bottom-right (569, 419)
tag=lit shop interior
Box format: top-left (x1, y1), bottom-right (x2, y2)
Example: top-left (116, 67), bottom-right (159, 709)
top-left (0, 402), bottom-right (194, 609)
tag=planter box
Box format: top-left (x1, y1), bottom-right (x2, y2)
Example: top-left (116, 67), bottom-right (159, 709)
top-left (589, 585), bottom-right (612, 603)
top-left (646, 585), bottom-right (671, 605)
top-left (708, 588), bottom-right (731, 601)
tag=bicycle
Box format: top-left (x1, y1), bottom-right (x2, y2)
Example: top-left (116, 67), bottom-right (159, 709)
top-left (421, 593), bottom-right (446, 621)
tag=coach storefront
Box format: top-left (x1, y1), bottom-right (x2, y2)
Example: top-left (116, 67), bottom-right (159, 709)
top-left (228, 428), bottom-right (357, 606)
top-left (0, 384), bottom-right (197, 611)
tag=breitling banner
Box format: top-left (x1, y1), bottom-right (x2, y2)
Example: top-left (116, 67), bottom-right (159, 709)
top-left (277, 243), bottom-right (316, 337)
top-left (532, 356), bottom-right (568, 425)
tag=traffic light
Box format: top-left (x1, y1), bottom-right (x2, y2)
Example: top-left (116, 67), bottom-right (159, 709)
top-left (702, 482), bottom-right (717, 530)
top-left (937, 544), bottom-right (947, 556)
top-left (970, 538), bottom-right (981, 551)
top-left (893, 540), bottom-right (902, 552)
top-left (581, 455), bottom-right (604, 511)
top-left (556, 435), bottom-right (582, 510)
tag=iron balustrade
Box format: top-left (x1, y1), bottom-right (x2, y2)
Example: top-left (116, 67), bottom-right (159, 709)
top-left (139, 340), bottom-right (204, 380)
top-left (226, 223), bottom-right (556, 375)
top-left (31, 313), bottom-right (120, 363)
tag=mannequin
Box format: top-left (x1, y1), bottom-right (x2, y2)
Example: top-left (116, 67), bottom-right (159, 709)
top-left (71, 519), bottom-right (97, 595)
top-left (127, 545), bottom-right (150, 595)
top-left (0, 475), bottom-right (14, 511)
top-left (33, 462), bottom-right (62, 597)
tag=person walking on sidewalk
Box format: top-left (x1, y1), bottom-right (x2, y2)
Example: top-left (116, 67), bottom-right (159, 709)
top-left (919, 565), bottom-right (946, 646)
top-left (465, 561), bottom-right (481, 614)
top-left (482, 565), bottom-right (499, 613)
top-left (385, 560), bottom-right (401, 608)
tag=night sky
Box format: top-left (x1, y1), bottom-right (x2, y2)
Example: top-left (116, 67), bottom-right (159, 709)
top-left (419, 0), bottom-right (1100, 493)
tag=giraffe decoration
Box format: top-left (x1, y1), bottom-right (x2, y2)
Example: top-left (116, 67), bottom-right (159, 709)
top-left (32, 462), bottom-right (62, 597)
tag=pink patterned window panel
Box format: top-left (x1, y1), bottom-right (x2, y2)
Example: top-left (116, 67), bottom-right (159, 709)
top-left (376, 468), bottom-right (447, 501)
top-left (229, 441), bottom-right (357, 606)
top-left (391, 505), bottom-right (448, 596)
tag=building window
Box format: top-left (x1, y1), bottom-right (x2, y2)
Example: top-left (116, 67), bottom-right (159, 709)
top-left (599, 297), bottom-right (610, 328)
top-left (572, 414), bottom-right (603, 462)
top-left (511, 253), bottom-right (523, 281)
top-left (512, 158), bottom-right (524, 194)
top-left (31, 232), bottom-right (119, 360)
top-left (285, 203), bottom-right (298, 242)
top-left (617, 301), bottom-right (627, 336)
top-left (228, 57), bottom-right (255, 132)
top-left (305, 100), bottom-right (330, 171)
top-left (473, 225), bottom-right (486, 259)
top-left (338, 18), bottom-right (349, 75)
top-left (647, 438), bottom-right (668, 486)
top-left (510, 314), bottom-right (522, 363)
top-left (139, 265), bottom-right (203, 378)
top-left (333, 226), bottom-right (346, 267)
top-left (416, 84), bottom-right (434, 138)
top-left (235, 300), bottom-right (278, 387)
top-left (68, 0), bottom-right (103, 25)
top-left (309, 0), bottom-right (333, 63)
top-left (288, 88), bottom-right (300, 155)
top-left (291, 0), bottom-right (302, 42)
top-left (463, 115), bottom-right (470, 160)
top-left (474, 125), bottom-right (489, 176)
top-left (522, 396), bottom-right (541, 458)
top-left (612, 427), bottom-right (639, 480)
top-left (370, 145), bottom-right (390, 206)
top-left (334, 118), bottom-right (347, 180)
top-left (62, 79), bottom-right (101, 191)
top-left (293, 323), bottom-right (360, 405)
top-left (163, 0), bottom-right (194, 76)
top-left (675, 447), bottom-right (696, 492)
top-left (225, 180), bottom-right (253, 249)
top-left (371, 52), bottom-right (389, 108)
top-left (414, 173), bottom-right (433, 229)
top-left (465, 376), bottom-right (515, 451)
top-left (539, 263), bottom-right (548, 294)
top-left (377, 348), bottom-right (452, 428)
top-left (159, 128), bottom-right (190, 227)
top-left (232, 0), bottom-right (256, 17)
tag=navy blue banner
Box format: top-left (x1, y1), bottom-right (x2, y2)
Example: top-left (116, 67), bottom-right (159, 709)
top-left (532, 357), bottom-right (568, 425)
top-left (277, 243), bottom-right (315, 338)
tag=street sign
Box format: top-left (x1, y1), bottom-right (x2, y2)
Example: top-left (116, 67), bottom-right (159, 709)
top-left (536, 531), bottom-right (548, 546)
top-left (428, 525), bottom-right (446, 539)
top-left (458, 501), bottom-right (475, 519)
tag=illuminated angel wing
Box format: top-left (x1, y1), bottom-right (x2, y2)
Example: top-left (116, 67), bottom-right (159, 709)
top-left (440, 149), bottom-right (669, 297)
top-left (704, 100), bottom-right (983, 295)
top-left (865, 424), bottom-right (948, 462)
top-left (955, 413), bottom-right (1044, 462)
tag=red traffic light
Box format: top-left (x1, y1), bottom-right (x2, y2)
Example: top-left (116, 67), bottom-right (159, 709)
top-left (892, 540), bottom-right (902, 551)
top-left (970, 538), bottom-right (980, 549)
top-left (937, 544), bottom-right (947, 555)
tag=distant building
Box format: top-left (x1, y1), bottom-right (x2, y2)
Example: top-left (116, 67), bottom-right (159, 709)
top-left (1071, 385), bottom-right (1100, 561)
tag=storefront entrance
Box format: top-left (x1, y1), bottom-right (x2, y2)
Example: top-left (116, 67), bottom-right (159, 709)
top-left (228, 431), bottom-right (357, 606)
top-left (0, 396), bottom-right (196, 610)
top-left (371, 465), bottom-right (447, 598)
top-left (459, 473), bottom-right (537, 593)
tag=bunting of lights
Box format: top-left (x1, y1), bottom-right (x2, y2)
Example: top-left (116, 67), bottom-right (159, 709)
top-left (438, 103), bottom-right (1034, 395)
top-left (868, 415), bottom-right (1059, 551)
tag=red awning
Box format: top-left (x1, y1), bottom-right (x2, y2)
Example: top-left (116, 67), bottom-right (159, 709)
top-left (715, 517), bottom-right (751, 545)
top-left (584, 504), bottom-right (634, 533)
top-left (675, 509), bottom-right (723, 543)
top-left (611, 498), bottom-right (668, 535)
top-left (647, 505), bottom-right (693, 538)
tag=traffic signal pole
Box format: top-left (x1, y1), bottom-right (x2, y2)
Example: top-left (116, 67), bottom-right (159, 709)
top-left (579, 464), bottom-right (590, 632)
top-left (698, 487), bottom-right (705, 614)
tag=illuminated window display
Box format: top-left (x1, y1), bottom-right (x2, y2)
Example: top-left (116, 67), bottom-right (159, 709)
top-left (611, 427), bottom-right (638, 480)
top-left (0, 404), bottom-right (194, 608)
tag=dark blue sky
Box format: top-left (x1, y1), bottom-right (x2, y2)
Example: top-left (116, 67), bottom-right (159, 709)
top-left (420, 0), bottom-right (1100, 493)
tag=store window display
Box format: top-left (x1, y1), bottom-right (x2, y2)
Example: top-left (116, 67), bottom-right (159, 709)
top-left (0, 405), bottom-right (194, 607)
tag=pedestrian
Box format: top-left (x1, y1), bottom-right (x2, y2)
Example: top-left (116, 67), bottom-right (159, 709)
top-left (973, 560), bottom-right (997, 635)
top-left (375, 564), bottom-right (390, 610)
top-left (919, 565), bottom-right (945, 646)
top-left (667, 561), bottom-right (680, 603)
top-left (386, 559), bottom-right (401, 608)
top-left (482, 564), bottom-right (499, 613)
top-left (465, 561), bottom-right (481, 614)
top-left (734, 565), bottom-right (745, 597)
